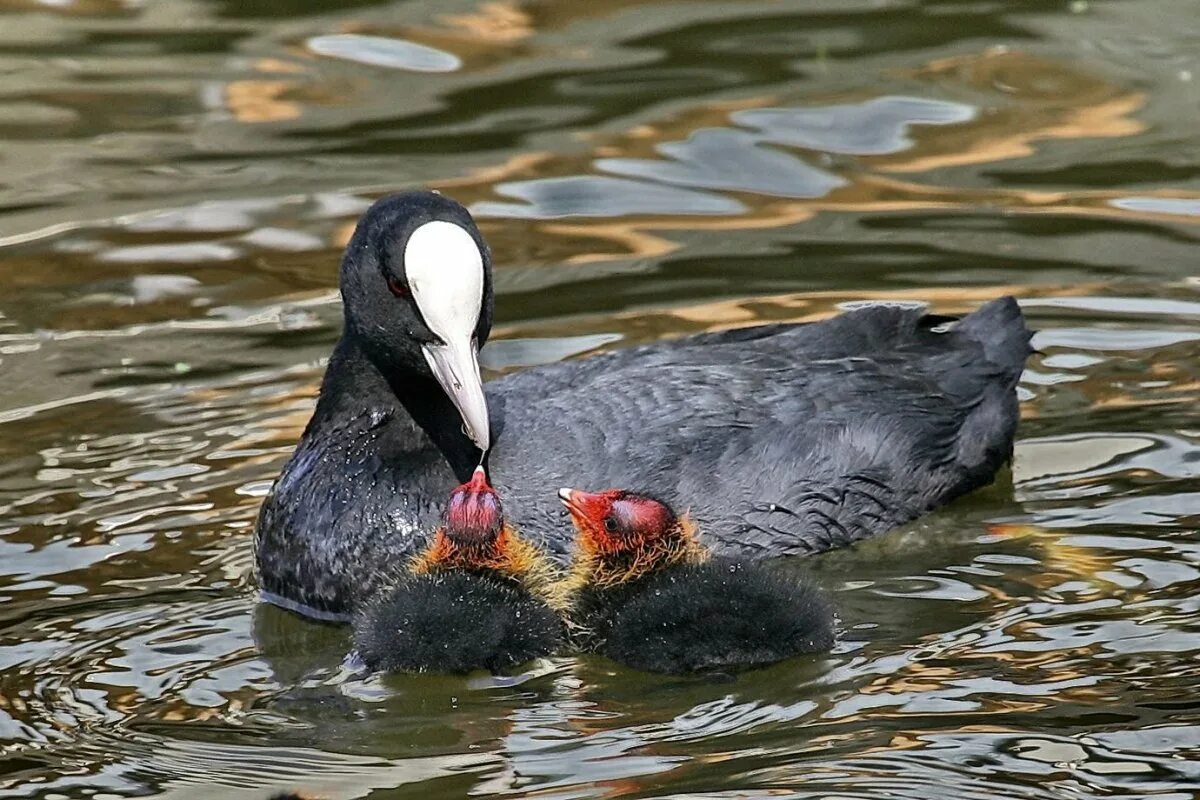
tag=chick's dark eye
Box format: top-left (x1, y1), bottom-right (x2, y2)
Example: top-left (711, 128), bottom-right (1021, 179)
top-left (386, 275), bottom-right (410, 299)
top-left (603, 517), bottom-right (617, 533)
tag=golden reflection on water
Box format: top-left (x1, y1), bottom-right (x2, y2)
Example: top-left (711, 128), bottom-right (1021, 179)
top-left (990, 524), bottom-right (1124, 590)
top-left (338, 48), bottom-right (1195, 272)
top-left (893, 49), bottom-right (1147, 172)
top-left (439, 2), bottom-right (535, 45)
top-left (488, 283), bottom-right (1096, 344)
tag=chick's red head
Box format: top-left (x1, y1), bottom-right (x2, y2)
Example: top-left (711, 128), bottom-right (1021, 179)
top-left (557, 487), bottom-right (677, 556)
top-left (444, 466), bottom-right (503, 546)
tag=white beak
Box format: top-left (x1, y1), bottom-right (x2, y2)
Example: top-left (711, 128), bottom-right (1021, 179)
top-left (422, 337), bottom-right (490, 451)
top-left (405, 219), bottom-right (490, 452)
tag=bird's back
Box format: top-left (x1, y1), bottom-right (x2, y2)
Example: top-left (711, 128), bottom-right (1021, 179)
top-left (489, 296), bottom-right (1032, 557)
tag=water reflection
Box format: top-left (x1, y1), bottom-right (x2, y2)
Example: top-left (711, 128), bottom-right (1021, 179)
top-left (480, 175), bottom-right (747, 218)
top-left (1, 0), bottom-right (1199, 798)
top-left (733, 95), bottom-right (975, 156)
top-left (307, 34), bottom-right (463, 73)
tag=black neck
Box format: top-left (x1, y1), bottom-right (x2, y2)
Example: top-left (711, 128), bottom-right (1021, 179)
top-left (314, 336), bottom-right (481, 481)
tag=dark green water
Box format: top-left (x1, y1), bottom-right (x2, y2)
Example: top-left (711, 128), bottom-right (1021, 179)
top-left (1, 1), bottom-right (1198, 797)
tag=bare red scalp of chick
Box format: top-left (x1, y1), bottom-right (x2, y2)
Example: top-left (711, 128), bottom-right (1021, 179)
top-left (558, 488), bottom-right (677, 555)
top-left (443, 466), bottom-right (503, 545)
top-left (411, 467), bottom-right (561, 606)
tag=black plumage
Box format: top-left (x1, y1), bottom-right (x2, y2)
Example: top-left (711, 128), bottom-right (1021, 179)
top-left (576, 558), bottom-right (834, 674)
top-left (352, 571), bottom-right (563, 674)
top-left (254, 191), bottom-right (1033, 618)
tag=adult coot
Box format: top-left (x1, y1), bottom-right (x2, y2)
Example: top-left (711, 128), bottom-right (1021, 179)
top-left (558, 486), bottom-right (834, 673)
top-left (255, 190), bottom-right (1032, 618)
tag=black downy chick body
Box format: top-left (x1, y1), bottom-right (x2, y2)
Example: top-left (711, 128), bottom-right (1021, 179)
top-left (353, 468), bottom-right (563, 674)
top-left (559, 488), bottom-right (834, 674)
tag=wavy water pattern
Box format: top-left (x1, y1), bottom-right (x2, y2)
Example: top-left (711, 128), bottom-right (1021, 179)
top-left (0, 0), bottom-right (1198, 798)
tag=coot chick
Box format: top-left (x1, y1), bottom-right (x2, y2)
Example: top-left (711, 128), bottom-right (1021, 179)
top-left (353, 468), bottom-right (564, 674)
top-left (559, 488), bottom-right (834, 674)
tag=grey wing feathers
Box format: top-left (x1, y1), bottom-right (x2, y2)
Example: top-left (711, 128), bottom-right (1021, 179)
top-left (490, 297), bottom-right (1032, 557)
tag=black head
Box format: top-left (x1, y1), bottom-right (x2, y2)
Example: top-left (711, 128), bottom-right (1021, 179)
top-left (353, 572), bottom-right (564, 674)
top-left (340, 190), bottom-right (495, 449)
top-left (598, 559), bottom-right (834, 673)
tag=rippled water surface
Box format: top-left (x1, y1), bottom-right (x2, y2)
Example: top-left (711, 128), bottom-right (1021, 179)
top-left (1, 0), bottom-right (1198, 797)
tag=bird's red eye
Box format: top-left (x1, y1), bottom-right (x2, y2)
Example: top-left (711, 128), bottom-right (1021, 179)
top-left (386, 276), bottom-right (409, 299)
